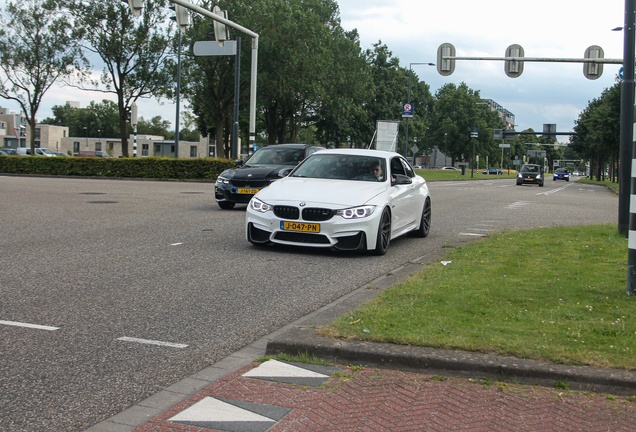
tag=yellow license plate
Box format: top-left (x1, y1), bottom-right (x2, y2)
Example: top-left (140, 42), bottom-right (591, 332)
top-left (236, 188), bottom-right (259, 194)
top-left (526, 178), bottom-right (533, 181)
top-left (281, 221), bottom-right (320, 233)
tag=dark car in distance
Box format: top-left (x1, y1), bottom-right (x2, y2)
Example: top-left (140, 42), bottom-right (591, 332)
top-left (215, 143), bottom-right (324, 209)
top-left (517, 164), bottom-right (544, 187)
top-left (553, 168), bottom-right (570, 182)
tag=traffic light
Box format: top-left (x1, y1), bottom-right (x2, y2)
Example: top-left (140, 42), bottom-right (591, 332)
top-left (121, 0), bottom-right (143, 17)
top-left (169, 3), bottom-right (189, 33)
top-left (437, 43), bottom-right (455, 76)
top-left (131, 103), bottom-right (138, 128)
top-left (583, 45), bottom-right (604, 80)
top-left (211, 6), bottom-right (229, 45)
top-left (504, 44), bottom-right (524, 78)
top-left (125, 107), bottom-right (131, 122)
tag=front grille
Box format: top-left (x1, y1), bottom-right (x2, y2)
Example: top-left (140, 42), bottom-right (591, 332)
top-left (302, 208), bottom-right (335, 222)
top-left (274, 232), bottom-right (330, 244)
top-left (230, 179), bottom-right (269, 188)
top-left (274, 206), bottom-right (299, 220)
top-left (334, 232), bottom-right (365, 250)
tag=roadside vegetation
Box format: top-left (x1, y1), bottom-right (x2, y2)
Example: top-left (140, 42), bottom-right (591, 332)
top-left (415, 168), bottom-right (518, 181)
top-left (319, 224), bottom-right (636, 370)
top-left (578, 177), bottom-right (619, 194)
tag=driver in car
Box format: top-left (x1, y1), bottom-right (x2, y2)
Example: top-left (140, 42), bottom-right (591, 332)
top-left (371, 163), bottom-right (384, 181)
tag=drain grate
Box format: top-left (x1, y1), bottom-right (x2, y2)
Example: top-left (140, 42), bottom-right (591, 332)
top-left (87, 201), bottom-right (118, 204)
top-left (79, 192), bottom-right (106, 195)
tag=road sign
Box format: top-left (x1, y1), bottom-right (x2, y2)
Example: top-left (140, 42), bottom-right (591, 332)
top-left (493, 129), bottom-right (504, 139)
top-left (499, 143), bottom-right (510, 148)
top-left (402, 103), bottom-right (414, 118)
top-left (193, 40), bottom-right (237, 56)
top-left (471, 128), bottom-right (478, 138)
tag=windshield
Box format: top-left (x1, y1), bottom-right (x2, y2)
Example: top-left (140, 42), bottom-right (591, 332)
top-left (520, 165), bottom-right (540, 173)
top-left (246, 147), bottom-right (305, 166)
top-left (39, 148), bottom-right (54, 155)
top-left (291, 154), bottom-right (388, 182)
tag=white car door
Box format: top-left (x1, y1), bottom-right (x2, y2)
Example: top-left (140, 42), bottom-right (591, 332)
top-left (388, 157), bottom-right (419, 234)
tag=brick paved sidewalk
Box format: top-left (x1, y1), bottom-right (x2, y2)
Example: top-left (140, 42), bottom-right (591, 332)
top-left (134, 361), bottom-right (636, 432)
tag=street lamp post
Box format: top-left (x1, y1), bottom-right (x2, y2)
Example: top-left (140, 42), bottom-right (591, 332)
top-left (473, 102), bottom-right (489, 177)
top-left (83, 127), bottom-right (88, 152)
top-left (405, 62), bottom-right (435, 158)
top-left (444, 132), bottom-right (448, 167)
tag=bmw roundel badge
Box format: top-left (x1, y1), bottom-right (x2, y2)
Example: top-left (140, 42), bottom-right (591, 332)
top-left (299, 202), bottom-right (306, 207)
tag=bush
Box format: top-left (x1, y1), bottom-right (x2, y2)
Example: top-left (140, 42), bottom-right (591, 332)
top-left (0, 156), bottom-right (236, 181)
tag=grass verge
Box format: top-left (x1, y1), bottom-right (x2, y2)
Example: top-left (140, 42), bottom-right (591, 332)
top-left (318, 224), bottom-right (636, 370)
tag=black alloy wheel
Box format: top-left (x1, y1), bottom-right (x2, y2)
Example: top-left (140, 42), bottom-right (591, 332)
top-left (373, 207), bottom-right (391, 255)
top-left (411, 197), bottom-right (431, 238)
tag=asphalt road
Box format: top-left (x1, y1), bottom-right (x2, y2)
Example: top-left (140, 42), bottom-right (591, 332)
top-left (0, 175), bottom-right (617, 432)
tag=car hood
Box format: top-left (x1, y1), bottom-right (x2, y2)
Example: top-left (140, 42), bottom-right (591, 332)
top-left (222, 165), bottom-right (288, 179)
top-left (255, 177), bottom-right (387, 207)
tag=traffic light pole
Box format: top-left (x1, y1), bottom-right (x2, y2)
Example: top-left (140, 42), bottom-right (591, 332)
top-left (168, 0), bottom-right (259, 152)
top-left (623, 0), bottom-right (636, 296)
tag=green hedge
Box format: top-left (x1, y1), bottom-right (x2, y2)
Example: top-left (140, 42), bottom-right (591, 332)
top-left (0, 156), bottom-right (236, 181)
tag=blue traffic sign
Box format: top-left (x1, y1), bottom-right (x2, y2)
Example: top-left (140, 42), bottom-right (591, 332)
top-left (402, 103), bottom-right (414, 118)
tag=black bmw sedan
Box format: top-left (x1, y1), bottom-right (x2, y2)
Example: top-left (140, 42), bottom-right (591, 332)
top-left (215, 143), bottom-right (324, 209)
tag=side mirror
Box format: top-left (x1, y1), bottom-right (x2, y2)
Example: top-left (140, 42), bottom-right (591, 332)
top-left (392, 174), bottom-right (412, 186)
top-left (278, 168), bottom-right (293, 177)
top-left (235, 159), bottom-right (244, 167)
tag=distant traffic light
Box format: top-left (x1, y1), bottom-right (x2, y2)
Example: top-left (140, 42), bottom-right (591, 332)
top-left (437, 43), bottom-right (455, 76)
top-left (583, 45), bottom-right (604, 80)
top-left (504, 44), bottom-right (524, 78)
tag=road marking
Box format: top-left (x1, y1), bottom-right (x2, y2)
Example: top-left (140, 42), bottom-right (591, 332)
top-left (458, 233), bottom-right (486, 237)
top-left (170, 243), bottom-right (183, 246)
top-left (0, 320), bottom-right (59, 331)
top-left (116, 336), bottom-right (188, 349)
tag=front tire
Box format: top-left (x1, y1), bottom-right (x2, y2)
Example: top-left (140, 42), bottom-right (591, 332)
top-left (372, 207), bottom-right (391, 255)
top-left (411, 197), bottom-right (431, 238)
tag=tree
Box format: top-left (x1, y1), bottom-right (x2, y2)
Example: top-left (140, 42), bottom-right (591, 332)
top-left (430, 83), bottom-right (503, 167)
top-left (68, 0), bottom-right (175, 157)
top-left (41, 99), bottom-right (120, 138)
top-left (136, 115), bottom-right (172, 138)
top-left (0, 0), bottom-right (87, 154)
top-left (571, 83), bottom-right (620, 180)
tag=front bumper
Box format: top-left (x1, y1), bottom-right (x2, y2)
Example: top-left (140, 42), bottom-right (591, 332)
top-left (246, 203), bottom-right (381, 251)
top-left (215, 182), bottom-right (261, 204)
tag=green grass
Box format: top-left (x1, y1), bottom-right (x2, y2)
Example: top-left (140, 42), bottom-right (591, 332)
top-left (578, 177), bottom-right (619, 194)
top-left (415, 168), bottom-right (518, 181)
top-left (319, 224), bottom-right (636, 370)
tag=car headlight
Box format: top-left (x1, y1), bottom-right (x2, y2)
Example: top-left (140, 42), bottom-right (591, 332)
top-left (250, 197), bottom-right (272, 213)
top-left (216, 175), bottom-right (230, 184)
top-left (336, 205), bottom-right (376, 219)
top-left (517, 173), bottom-right (522, 178)
top-left (536, 174), bottom-right (541, 179)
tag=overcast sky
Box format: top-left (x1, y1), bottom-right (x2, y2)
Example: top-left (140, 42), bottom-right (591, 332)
top-left (0, 0), bottom-right (626, 143)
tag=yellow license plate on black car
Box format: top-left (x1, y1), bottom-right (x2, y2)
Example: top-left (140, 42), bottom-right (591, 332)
top-left (281, 221), bottom-right (320, 233)
top-left (236, 188), bottom-right (259, 194)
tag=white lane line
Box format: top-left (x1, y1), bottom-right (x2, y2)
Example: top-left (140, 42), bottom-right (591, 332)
top-left (458, 233), bottom-right (486, 237)
top-left (117, 336), bottom-right (188, 349)
top-left (170, 242), bottom-right (183, 246)
top-left (0, 320), bottom-right (59, 331)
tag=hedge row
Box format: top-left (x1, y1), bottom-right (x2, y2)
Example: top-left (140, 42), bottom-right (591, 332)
top-left (0, 156), bottom-right (236, 181)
